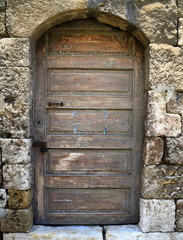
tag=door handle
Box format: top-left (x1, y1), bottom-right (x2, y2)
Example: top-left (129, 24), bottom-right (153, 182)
top-left (33, 141), bottom-right (48, 153)
top-left (48, 101), bottom-right (64, 107)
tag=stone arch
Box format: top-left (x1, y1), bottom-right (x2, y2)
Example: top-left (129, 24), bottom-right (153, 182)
top-left (7, 2), bottom-right (150, 46)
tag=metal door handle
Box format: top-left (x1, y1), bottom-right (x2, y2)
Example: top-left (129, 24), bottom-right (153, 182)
top-left (48, 101), bottom-right (64, 107)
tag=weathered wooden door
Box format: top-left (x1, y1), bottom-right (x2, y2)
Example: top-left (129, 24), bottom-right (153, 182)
top-left (34, 19), bottom-right (144, 225)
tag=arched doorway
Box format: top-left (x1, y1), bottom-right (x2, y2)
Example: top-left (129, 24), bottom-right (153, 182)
top-left (34, 18), bottom-right (144, 225)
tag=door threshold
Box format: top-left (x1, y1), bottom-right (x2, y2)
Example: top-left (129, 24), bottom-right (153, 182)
top-left (3, 225), bottom-right (183, 240)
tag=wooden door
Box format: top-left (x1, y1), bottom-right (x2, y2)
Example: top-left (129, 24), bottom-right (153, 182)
top-left (34, 19), bottom-right (144, 225)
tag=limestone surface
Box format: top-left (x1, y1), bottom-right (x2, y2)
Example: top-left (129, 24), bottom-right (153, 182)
top-left (6, 0), bottom-right (88, 40)
top-left (178, 18), bottom-right (183, 46)
top-left (178, 0), bottom-right (183, 17)
top-left (0, 207), bottom-right (7, 220)
top-left (139, 199), bottom-right (175, 232)
top-left (4, 225), bottom-right (103, 239)
top-left (141, 165), bottom-right (183, 199)
top-left (0, 67), bottom-right (31, 100)
top-left (0, 38), bottom-right (31, 67)
top-left (165, 137), bottom-right (183, 165)
top-left (3, 163), bottom-right (32, 190)
top-left (105, 225), bottom-right (183, 240)
top-left (167, 92), bottom-right (183, 114)
top-left (0, 139), bottom-right (31, 164)
top-left (0, 189), bottom-right (7, 207)
top-left (0, 0), bottom-right (5, 11)
top-left (176, 200), bottom-right (183, 232)
top-left (145, 91), bottom-right (181, 137)
top-left (135, 0), bottom-right (177, 44)
top-left (0, 12), bottom-right (6, 36)
top-left (0, 67), bottom-right (31, 138)
top-left (148, 44), bottom-right (183, 90)
top-left (8, 189), bottom-right (32, 209)
top-left (0, 169), bottom-right (2, 188)
top-left (6, 0), bottom-right (178, 45)
top-left (1, 206), bottom-right (33, 233)
top-left (143, 137), bottom-right (164, 165)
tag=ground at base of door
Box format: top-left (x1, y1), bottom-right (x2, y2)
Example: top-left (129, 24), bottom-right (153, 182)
top-left (3, 225), bottom-right (183, 240)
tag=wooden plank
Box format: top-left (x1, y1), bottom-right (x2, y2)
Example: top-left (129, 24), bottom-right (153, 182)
top-left (47, 135), bottom-right (134, 149)
top-left (46, 96), bottom-right (133, 109)
top-left (46, 149), bottom-right (132, 173)
top-left (47, 109), bottom-right (132, 135)
top-left (40, 213), bottom-right (136, 225)
top-left (47, 55), bottom-right (134, 69)
top-left (48, 32), bottom-right (131, 55)
top-left (48, 69), bottom-right (132, 94)
top-left (46, 188), bottom-right (130, 213)
top-left (46, 176), bottom-right (133, 188)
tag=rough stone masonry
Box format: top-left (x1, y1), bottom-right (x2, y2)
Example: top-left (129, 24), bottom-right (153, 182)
top-left (0, 0), bottom-right (183, 239)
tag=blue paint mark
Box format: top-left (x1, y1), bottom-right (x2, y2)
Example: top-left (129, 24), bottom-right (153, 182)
top-left (103, 110), bottom-right (108, 135)
top-left (73, 110), bottom-right (77, 133)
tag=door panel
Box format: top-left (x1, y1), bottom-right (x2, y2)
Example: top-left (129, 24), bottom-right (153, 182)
top-left (34, 19), bottom-right (144, 225)
top-left (48, 69), bottom-right (132, 94)
top-left (47, 109), bottom-right (132, 135)
top-left (46, 149), bottom-right (132, 173)
top-left (46, 188), bottom-right (130, 213)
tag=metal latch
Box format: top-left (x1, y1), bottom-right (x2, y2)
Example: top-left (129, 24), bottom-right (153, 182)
top-left (33, 141), bottom-right (48, 153)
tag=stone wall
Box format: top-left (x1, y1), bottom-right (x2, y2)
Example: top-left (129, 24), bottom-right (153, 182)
top-left (0, 0), bottom-right (182, 237)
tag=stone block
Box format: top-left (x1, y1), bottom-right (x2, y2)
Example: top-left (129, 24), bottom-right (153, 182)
top-left (143, 137), bottom-right (164, 165)
top-left (1, 206), bottom-right (33, 233)
top-left (148, 44), bottom-right (183, 90)
top-left (8, 189), bottom-right (32, 209)
top-left (176, 200), bottom-right (183, 232)
top-left (0, 67), bottom-right (31, 138)
top-left (0, 38), bottom-right (31, 67)
top-left (178, 18), bottom-right (183, 46)
top-left (167, 92), bottom-right (183, 114)
top-left (6, 0), bottom-right (88, 40)
top-left (0, 207), bottom-right (7, 220)
top-left (146, 91), bottom-right (181, 137)
top-left (165, 137), bottom-right (183, 165)
top-left (0, 0), bottom-right (5, 11)
top-left (178, 0), bottom-right (183, 17)
top-left (0, 189), bottom-right (7, 208)
top-left (98, 0), bottom-right (177, 44)
top-left (139, 199), bottom-right (175, 232)
top-left (4, 225), bottom-right (103, 239)
top-left (0, 139), bottom-right (31, 164)
top-left (0, 169), bottom-right (2, 188)
top-left (105, 225), bottom-right (183, 240)
top-left (0, 67), bottom-right (31, 100)
top-left (3, 164), bottom-right (32, 190)
top-left (141, 165), bottom-right (183, 199)
top-left (135, 0), bottom-right (177, 45)
top-left (0, 12), bottom-right (6, 37)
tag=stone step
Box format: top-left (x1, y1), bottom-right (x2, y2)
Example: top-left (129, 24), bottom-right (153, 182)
top-left (4, 225), bottom-right (103, 240)
top-left (105, 225), bottom-right (183, 240)
top-left (4, 225), bottom-right (183, 240)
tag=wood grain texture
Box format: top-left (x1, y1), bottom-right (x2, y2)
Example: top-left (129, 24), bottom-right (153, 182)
top-left (46, 188), bottom-right (130, 212)
top-left (34, 19), bottom-right (144, 225)
top-left (47, 109), bottom-right (132, 135)
top-left (48, 69), bottom-right (132, 94)
top-left (46, 149), bottom-right (132, 173)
